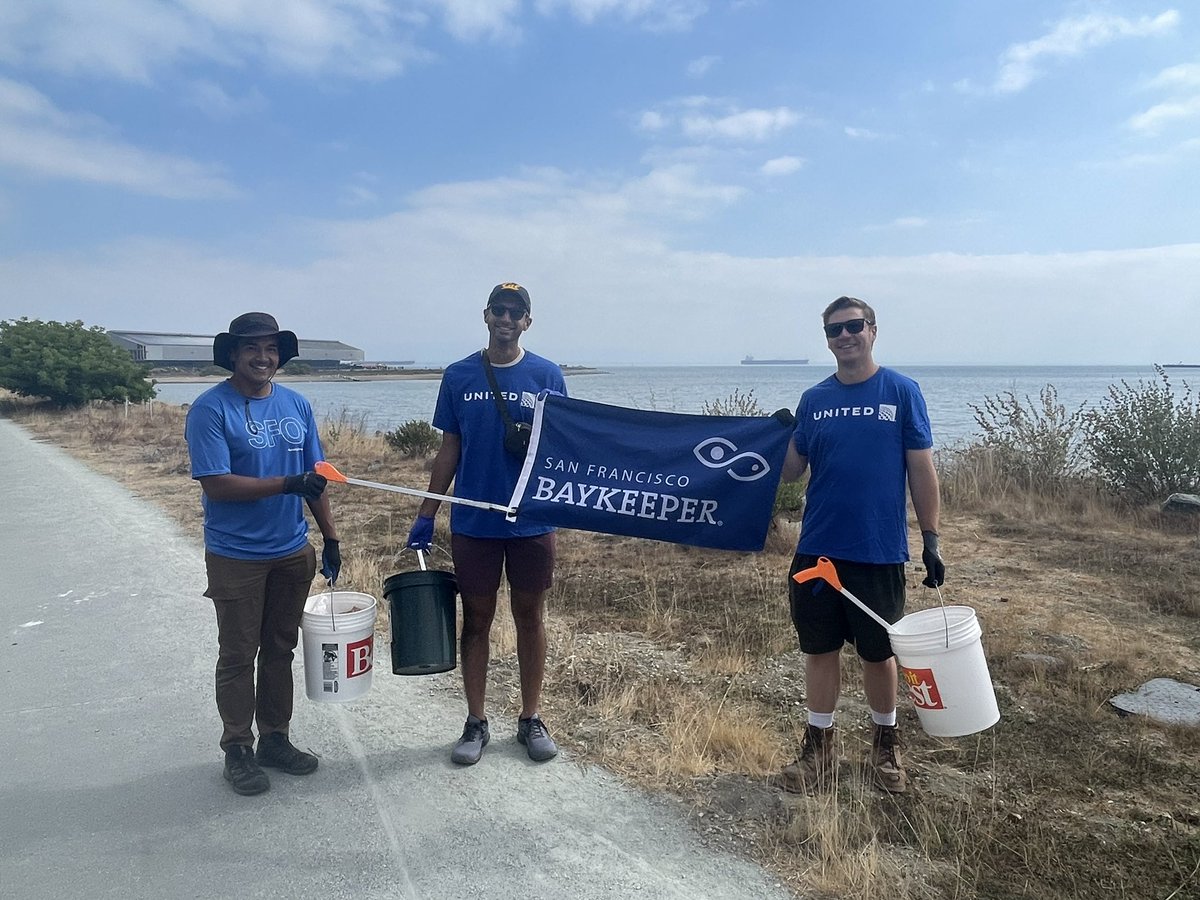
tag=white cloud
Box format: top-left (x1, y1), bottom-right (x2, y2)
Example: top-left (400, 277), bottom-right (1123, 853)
top-left (4, 169), bottom-right (1195, 367)
top-left (0, 77), bottom-right (234, 198)
top-left (534, 0), bottom-right (707, 31)
top-left (434, 0), bottom-right (523, 41)
top-left (1144, 61), bottom-right (1200, 90)
top-left (1127, 95), bottom-right (1200, 134)
top-left (686, 54), bottom-right (720, 77)
top-left (681, 106), bottom-right (799, 142)
top-left (638, 110), bottom-right (668, 131)
top-left (759, 156), bottom-right (803, 176)
top-left (844, 126), bottom-right (883, 140)
top-left (185, 80), bottom-right (267, 120)
top-left (993, 10), bottom-right (1179, 94)
top-left (1128, 61), bottom-right (1200, 134)
top-left (1092, 136), bottom-right (1200, 168)
top-left (0, 0), bottom-right (430, 82)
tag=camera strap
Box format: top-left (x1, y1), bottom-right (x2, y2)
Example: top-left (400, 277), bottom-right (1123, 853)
top-left (481, 350), bottom-right (517, 430)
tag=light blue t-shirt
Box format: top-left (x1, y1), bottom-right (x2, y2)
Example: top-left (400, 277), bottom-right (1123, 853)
top-left (793, 367), bottom-right (933, 564)
top-left (433, 349), bottom-right (567, 538)
top-left (185, 380), bottom-right (325, 560)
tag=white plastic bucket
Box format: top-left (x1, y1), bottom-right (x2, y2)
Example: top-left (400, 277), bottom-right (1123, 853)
top-left (890, 605), bottom-right (1000, 737)
top-left (300, 591), bottom-right (377, 703)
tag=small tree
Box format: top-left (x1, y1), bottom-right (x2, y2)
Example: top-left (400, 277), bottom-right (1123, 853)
top-left (384, 419), bottom-right (441, 457)
top-left (1083, 366), bottom-right (1200, 501)
top-left (0, 318), bottom-right (155, 407)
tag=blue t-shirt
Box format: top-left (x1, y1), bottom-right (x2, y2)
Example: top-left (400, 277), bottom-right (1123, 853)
top-left (185, 380), bottom-right (325, 560)
top-left (433, 349), bottom-right (568, 538)
top-left (792, 367), bottom-right (933, 564)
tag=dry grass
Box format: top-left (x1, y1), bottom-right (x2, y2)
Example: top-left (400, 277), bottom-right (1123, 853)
top-left (5, 392), bottom-right (1200, 900)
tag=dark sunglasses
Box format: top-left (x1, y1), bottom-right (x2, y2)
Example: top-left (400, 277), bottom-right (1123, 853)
top-left (487, 304), bottom-right (526, 320)
top-left (823, 318), bottom-right (873, 338)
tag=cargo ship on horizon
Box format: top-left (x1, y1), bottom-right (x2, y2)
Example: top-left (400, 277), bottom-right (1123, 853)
top-left (740, 355), bottom-right (809, 365)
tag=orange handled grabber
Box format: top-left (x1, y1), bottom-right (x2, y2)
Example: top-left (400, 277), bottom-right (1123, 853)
top-left (792, 556), bottom-right (898, 635)
top-left (315, 461), bottom-right (516, 515)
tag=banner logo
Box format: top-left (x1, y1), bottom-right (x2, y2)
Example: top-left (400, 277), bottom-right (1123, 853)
top-left (692, 437), bottom-right (771, 482)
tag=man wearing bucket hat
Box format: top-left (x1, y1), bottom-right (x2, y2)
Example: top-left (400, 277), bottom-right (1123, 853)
top-left (405, 283), bottom-right (567, 766)
top-left (776, 296), bottom-right (944, 795)
top-left (185, 312), bottom-right (342, 796)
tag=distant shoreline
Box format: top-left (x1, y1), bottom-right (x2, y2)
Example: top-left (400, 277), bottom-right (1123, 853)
top-left (149, 366), bottom-right (605, 384)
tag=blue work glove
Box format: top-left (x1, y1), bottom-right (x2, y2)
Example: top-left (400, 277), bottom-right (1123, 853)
top-left (921, 530), bottom-right (945, 588)
top-left (321, 539), bottom-right (341, 583)
top-left (283, 471), bottom-right (327, 501)
top-left (406, 515), bottom-right (435, 551)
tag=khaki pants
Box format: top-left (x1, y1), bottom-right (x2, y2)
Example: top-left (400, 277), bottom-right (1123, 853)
top-left (205, 545), bottom-right (316, 751)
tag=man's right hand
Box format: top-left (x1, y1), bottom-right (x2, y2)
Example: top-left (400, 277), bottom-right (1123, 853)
top-left (406, 515), bottom-right (435, 551)
top-left (282, 472), bottom-right (327, 501)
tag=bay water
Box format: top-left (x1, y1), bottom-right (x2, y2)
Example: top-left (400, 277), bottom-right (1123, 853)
top-left (153, 364), bottom-right (1186, 449)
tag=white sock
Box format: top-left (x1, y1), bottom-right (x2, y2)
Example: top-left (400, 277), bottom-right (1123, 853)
top-left (807, 711), bottom-right (834, 730)
top-left (870, 709), bottom-right (897, 727)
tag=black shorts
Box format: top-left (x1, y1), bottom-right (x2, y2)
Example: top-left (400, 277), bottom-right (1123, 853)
top-left (788, 553), bottom-right (905, 662)
top-left (451, 532), bottom-right (556, 596)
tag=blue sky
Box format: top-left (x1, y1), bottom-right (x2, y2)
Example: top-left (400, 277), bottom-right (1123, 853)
top-left (1, 1), bottom-right (1197, 366)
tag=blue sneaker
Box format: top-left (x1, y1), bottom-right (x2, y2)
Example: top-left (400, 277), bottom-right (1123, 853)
top-left (451, 716), bottom-right (489, 765)
top-left (517, 715), bottom-right (558, 761)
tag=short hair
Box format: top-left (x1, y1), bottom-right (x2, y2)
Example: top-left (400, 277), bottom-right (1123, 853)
top-left (822, 296), bottom-right (876, 325)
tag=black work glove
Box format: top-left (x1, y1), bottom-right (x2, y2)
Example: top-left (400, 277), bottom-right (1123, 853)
top-left (771, 408), bottom-right (797, 427)
top-left (921, 530), bottom-right (946, 588)
top-left (321, 539), bottom-right (341, 583)
top-left (282, 471), bottom-right (327, 501)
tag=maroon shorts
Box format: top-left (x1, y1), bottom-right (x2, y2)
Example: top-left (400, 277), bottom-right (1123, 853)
top-left (450, 532), bottom-right (556, 596)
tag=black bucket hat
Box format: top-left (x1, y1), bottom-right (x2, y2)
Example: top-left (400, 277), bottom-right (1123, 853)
top-left (213, 312), bottom-right (299, 371)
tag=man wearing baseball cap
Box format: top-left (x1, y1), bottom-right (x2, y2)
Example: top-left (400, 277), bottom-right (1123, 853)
top-left (185, 312), bottom-right (342, 796)
top-left (406, 283), bottom-right (567, 766)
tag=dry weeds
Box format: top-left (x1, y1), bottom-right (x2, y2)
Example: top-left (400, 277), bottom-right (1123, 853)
top-left (5, 394), bottom-right (1200, 900)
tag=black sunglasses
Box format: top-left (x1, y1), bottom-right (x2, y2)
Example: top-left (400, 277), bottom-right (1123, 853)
top-left (487, 304), bottom-right (526, 320)
top-left (823, 318), bottom-right (873, 338)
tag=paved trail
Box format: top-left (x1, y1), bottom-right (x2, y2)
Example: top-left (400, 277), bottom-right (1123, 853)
top-left (0, 417), bottom-right (794, 900)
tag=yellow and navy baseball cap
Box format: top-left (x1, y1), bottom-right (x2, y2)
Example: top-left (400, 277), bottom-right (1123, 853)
top-left (487, 282), bottom-right (531, 313)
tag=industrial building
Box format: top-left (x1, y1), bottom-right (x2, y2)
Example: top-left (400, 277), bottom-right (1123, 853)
top-left (107, 331), bottom-right (364, 369)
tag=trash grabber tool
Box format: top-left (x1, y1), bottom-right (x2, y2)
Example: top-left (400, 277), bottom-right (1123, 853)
top-left (315, 461), bottom-right (515, 515)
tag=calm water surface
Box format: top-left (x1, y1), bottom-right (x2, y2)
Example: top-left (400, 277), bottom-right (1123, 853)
top-left (153, 364), bottom-right (1181, 448)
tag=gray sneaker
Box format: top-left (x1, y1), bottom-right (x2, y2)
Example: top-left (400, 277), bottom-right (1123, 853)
top-left (517, 715), bottom-right (558, 761)
top-left (451, 716), bottom-right (489, 766)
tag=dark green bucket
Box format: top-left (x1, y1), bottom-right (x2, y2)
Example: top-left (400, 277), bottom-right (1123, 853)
top-left (382, 569), bottom-right (458, 675)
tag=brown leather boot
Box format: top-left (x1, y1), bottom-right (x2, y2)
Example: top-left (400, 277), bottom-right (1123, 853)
top-left (778, 724), bottom-right (838, 792)
top-left (869, 723), bottom-right (907, 793)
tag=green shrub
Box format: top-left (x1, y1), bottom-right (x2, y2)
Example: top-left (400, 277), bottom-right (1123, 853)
top-left (384, 419), bottom-right (441, 457)
top-left (773, 477), bottom-right (806, 519)
top-left (701, 387), bottom-right (763, 417)
top-left (0, 318), bottom-right (155, 407)
top-left (1083, 366), bottom-right (1200, 502)
top-left (967, 384), bottom-right (1086, 493)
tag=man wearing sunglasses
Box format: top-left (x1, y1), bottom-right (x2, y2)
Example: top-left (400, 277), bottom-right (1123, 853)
top-left (406, 283), bottom-right (567, 766)
top-left (777, 296), bottom-right (944, 795)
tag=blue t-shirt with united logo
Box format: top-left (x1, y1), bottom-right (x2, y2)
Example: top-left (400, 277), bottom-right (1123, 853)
top-left (792, 367), bottom-right (932, 564)
top-left (434, 349), bottom-right (567, 538)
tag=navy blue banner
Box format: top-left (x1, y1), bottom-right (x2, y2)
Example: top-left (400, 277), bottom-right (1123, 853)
top-left (508, 394), bottom-right (792, 551)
